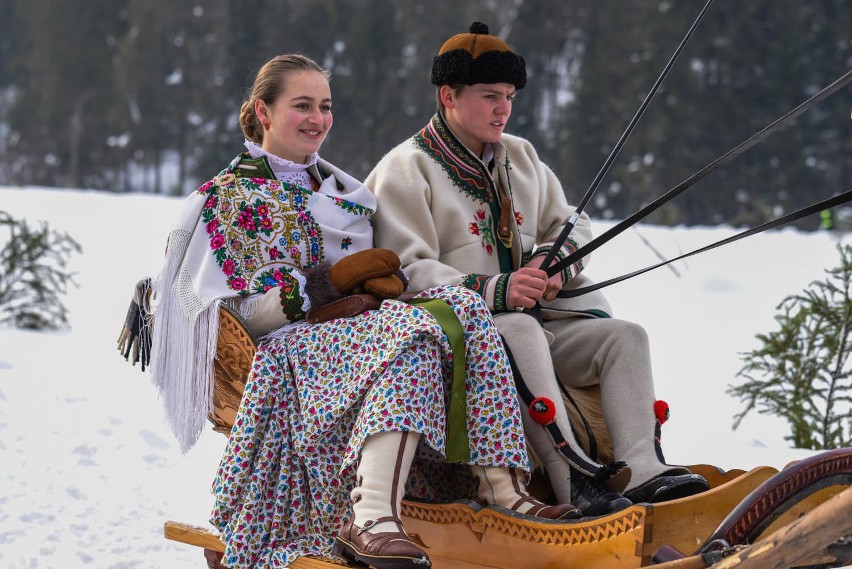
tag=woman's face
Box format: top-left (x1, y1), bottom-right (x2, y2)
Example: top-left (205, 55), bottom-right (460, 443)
top-left (256, 70), bottom-right (333, 164)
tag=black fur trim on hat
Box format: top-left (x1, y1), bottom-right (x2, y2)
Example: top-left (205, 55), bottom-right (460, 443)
top-left (431, 49), bottom-right (526, 89)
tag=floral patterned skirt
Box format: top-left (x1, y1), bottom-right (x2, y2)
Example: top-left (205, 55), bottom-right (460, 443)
top-left (210, 285), bottom-right (528, 568)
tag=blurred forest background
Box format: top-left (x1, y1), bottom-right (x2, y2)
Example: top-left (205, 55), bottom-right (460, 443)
top-left (0, 0), bottom-right (849, 227)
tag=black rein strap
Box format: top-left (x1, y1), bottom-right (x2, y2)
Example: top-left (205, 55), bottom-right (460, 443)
top-left (547, 68), bottom-right (852, 280)
top-left (540, 0), bottom-right (716, 274)
top-left (557, 186), bottom-right (852, 299)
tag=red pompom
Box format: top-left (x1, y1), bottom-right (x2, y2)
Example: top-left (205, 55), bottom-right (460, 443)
top-left (529, 397), bottom-right (557, 425)
top-left (654, 400), bottom-right (670, 425)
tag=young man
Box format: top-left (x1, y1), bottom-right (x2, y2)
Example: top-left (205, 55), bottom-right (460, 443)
top-left (366, 22), bottom-right (709, 516)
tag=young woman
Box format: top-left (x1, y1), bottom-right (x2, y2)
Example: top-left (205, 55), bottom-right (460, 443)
top-left (148, 54), bottom-right (578, 569)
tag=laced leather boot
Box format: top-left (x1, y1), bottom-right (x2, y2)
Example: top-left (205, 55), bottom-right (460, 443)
top-left (473, 465), bottom-right (582, 520)
top-left (570, 468), bottom-right (633, 517)
top-left (624, 470), bottom-right (709, 504)
top-left (334, 431), bottom-right (431, 568)
top-left (623, 421), bottom-right (710, 503)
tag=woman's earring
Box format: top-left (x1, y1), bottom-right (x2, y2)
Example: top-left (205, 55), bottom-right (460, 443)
top-left (262, 121), bottom-right (270, 131)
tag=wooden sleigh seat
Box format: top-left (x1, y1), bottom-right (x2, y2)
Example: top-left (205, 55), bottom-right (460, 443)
top-left (167, 306), bottom-right (852, 569)
top-left (207, 304), bottom-right (258, 435)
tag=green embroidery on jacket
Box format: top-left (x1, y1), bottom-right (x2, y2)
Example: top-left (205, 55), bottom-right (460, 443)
top-left (413, 114), bottom-right (514, 272)
top-left (467, 209), bottom-right (497, 256)
top-left (492, 273), bottom-right (511, 313)
top-left (413, 114), bottom-right (494, 204)
top-left (461, 274), bottom-right (491, 298)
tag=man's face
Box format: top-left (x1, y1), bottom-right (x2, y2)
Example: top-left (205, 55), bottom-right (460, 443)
top-left (442, 83), bottom-right (515, 156)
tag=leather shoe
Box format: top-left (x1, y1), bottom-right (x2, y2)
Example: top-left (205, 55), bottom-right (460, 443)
top-left (625, 472), bottom-right (710, 504)
top-left (505, 494), bottom-right (583, 520)
top-left (571, 470), bottom-right (633, 517)
top-left (333, 516), bottom-right (431, 568)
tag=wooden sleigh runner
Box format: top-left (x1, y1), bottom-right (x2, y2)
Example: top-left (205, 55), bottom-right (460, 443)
top-left (165, 305), bottom-right (852, 569)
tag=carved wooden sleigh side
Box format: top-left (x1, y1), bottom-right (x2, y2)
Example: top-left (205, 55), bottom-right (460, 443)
top-left (165, 306), bottom-right (852, 569)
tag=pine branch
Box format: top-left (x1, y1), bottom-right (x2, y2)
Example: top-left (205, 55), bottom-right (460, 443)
top-left (730, 243), bottom-right (852, 449)
top-left (0, 211), bottom-right (81, 330)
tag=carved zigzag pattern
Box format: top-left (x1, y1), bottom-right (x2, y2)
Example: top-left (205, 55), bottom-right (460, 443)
top-left (488, 511), bottom-right (643, 546)
top-left (401, 502), bottom-right (643, 547)
top-left (401, 503), bottom-right (478, 526)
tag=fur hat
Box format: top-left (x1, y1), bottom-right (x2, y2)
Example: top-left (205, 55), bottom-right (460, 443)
top-left (431, 22), bottom-right (526, 89)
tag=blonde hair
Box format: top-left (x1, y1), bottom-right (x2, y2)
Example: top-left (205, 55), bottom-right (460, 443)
top-left (239, 54), bottom-right (329, 144)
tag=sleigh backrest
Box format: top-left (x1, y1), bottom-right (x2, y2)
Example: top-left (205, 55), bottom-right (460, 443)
top-left (562, 386), bottom-right (614, 464)
top-left (209, 304), bottom-right (257, 434)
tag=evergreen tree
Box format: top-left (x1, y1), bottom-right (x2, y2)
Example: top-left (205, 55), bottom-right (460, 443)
top-left (0, 0), bottom-right (848, 211)
top-left (113, 0), bottom-right (233, 194)
top-left (555, 0), bottom-right (851, 226)
top-left (0, 0), bottom-right (13, 89)
top-left (5, 0), bottom-right (129, 189)
top-left (0, 0), bottom-right (14, 185)
top-left (0, 211), bottom-right (81, 330)
top-left (728, 243), bottom-right (852, 450)
top-left (507, 0), bottom-right (590, 187)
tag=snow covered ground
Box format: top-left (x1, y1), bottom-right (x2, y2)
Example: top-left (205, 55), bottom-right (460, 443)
top-left (0, 186), bottom-right (849, 568)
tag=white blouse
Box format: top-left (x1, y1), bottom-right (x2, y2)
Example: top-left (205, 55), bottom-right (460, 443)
top-left (244, 139), bottom-right (318, 190)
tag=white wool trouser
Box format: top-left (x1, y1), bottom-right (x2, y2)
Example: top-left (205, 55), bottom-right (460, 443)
top-left (352, 430), bottom-right (420, 533)
top-left (543, 316), bottom-right (670, 491)
top-left (494, 312), bottom-right (594, 504)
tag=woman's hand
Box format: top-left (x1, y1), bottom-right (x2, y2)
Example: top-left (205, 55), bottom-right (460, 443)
top-left (305, 248), bottom-right (404, 311)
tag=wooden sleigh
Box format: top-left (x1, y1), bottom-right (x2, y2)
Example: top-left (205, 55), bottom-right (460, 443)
top-left (165, 305), bottom-right (852, 569)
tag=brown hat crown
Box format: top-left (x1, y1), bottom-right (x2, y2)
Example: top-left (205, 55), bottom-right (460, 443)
top-left (431, 22), bottom-right (526, 89)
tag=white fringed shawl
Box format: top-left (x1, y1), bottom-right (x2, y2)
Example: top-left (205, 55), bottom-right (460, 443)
top-left (150, 156), bottom-right (375, 452)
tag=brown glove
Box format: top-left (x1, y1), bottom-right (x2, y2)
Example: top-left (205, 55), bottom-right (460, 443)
top-left (305, 293), bottom-right (383, 324)
top-left (305, 249), bottom-right (404, 311)
top-left (329, 248), bottom-right (401, 294)
top-left (354, 274), bottom-right (405, 299)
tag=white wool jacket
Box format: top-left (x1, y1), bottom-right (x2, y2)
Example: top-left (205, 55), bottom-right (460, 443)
top-left (366, 113), bottom-right (612, 318)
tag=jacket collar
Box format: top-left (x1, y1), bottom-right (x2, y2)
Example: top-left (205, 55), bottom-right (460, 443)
top-left (413, 112), bottom-right (500, 204)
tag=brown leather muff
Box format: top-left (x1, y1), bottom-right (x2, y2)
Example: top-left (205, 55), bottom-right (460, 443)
top-left (329, 249), bottom-right (400, 294)
top-left (305, 294), bottom-right (382, 324)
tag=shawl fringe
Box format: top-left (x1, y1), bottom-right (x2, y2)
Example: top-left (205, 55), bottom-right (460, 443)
top-left (150, 227), bottom-right (219, 453)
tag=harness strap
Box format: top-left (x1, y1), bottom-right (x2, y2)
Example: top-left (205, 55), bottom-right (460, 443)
top-left (558, 186), bottom-right (852, 299)
top-left (502, 337), bottom-right (607, 479)
top-left (547, 68), bottom-right (852, 280)
top-left (556, 377), bottom-right (600, 462)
